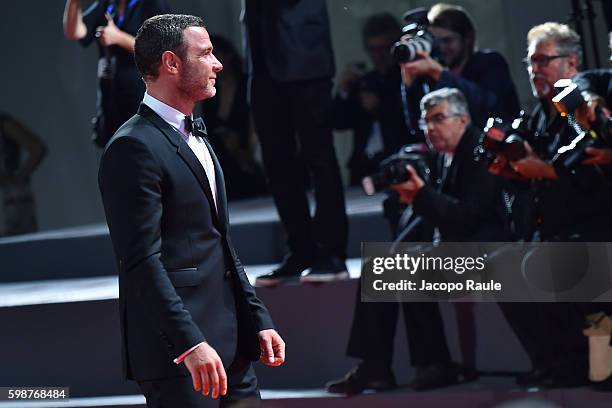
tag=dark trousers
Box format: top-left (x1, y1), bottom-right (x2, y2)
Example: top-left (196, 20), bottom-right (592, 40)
top-left (346, 279), bottom-right (452, 368)
top-left (499, 302), bottom-right (588, 371)
top-left (138, 355), bottom-right (260, 408)
top-left (250, 75), bottom-right (348, 259)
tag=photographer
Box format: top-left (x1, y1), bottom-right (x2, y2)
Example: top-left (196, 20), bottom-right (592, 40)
top-left (398, 3), bottom-right (520, 128)
top-left (327, 88), bottom-right (509, 394)
top-left (333, 13), bottom-right (419, 185)
top-left (493, 23), bottom-right (612, 388)
top-left (63, 0), bottom-right (171, 147)
top-left (572, 30), bottom-right (612, 165)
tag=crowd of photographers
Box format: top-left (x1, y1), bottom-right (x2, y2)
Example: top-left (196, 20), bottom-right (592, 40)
top-left (328, 3), bottom-right (612, 394)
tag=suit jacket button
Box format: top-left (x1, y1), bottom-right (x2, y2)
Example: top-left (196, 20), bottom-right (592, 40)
top-left (225, 270), bottom-right (231, 279)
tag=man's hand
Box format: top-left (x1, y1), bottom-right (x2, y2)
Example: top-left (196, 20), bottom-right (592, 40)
top-left (338, 63), bottom-right (364, 95)
top-left (574, 91), bottom-right (605, 130)
top-left (509, 142), bottom-right (558, 180)
top-left (390, 165), bottom-right (425, 204)
top-left (258, 329), bottom-right (285, 367)
top-left (96, 14), bottom-right (123, 47)
top-left (400, 50), bottom-right (444, 86)
top-left (489, 155), bottom-right (528, 181)
top-left (582, 147), bottom-right (612, 165)
top-left (183, 342), bottom-right (227, 399)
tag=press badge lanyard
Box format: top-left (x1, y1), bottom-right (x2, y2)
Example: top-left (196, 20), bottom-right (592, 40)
top-left (400, 81), bottom-right (431, 131)
top-left (106, 0), bottom-right (139, 27)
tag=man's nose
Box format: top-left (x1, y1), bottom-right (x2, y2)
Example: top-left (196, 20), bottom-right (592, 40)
top-left (212, 54), bottom-right (223, 72)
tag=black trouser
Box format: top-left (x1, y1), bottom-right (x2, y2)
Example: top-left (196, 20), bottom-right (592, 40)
top-left (346, 279), bottom-right (452, 368)
top-left (250, 74), bottom-right (348, 260)
top-left (137, 355), bottom-right (260, 408)
top-left (499, 302), bottom-right (588, 371)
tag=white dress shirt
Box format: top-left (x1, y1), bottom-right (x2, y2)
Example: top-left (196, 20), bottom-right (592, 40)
top-left (142, 92), bottom-right (215, 363)
top-left (142, 92), bottom-right (218, 212)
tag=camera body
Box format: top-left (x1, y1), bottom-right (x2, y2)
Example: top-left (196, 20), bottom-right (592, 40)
top-left (552, 79), bottom-right (612, 168)
top-left (362, 143), bottom-right (432, 196)
top-left (477, 111), bottom-right (532, 164)
top-left (391, 7), bottom-right (440, 64)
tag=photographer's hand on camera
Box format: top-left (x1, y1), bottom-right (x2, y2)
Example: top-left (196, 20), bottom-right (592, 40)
top-left (400, 50), bottom-right (444, 86)
top-left (574, 91), bottom-right (603, 129)
top-left (338, 63), bottom-right (365, 97)
top-left (488, 154), bottom-right (528, 181)
top-left (582, 147), bottom-right (612, 165)
top-left (509, 142), bottom-right (558, 180)
top-left (573, 94), bottom-right (612, 165)
top-left (390, 165), bottom-right (425, 204)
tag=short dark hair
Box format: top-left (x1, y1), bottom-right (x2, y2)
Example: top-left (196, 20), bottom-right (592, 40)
top-left (134, 14), bottom-right (206, 80)
top-left (361, 12), bottom-right (402, 44)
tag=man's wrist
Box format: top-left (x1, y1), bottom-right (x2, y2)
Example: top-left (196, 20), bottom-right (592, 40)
top-left (173, 341), bottom-right (206, 365)
top-left (430, 64), bottom-right (444, 81)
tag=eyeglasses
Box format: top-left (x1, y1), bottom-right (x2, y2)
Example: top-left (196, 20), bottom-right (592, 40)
top-left (522, 54), bottom-right (569, 68)
top-left (418, 113), bottom-right (459, 130)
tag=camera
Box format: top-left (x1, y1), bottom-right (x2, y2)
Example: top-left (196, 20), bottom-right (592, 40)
top-left (477, 111), bottom-right (531, 164)
top-left (362, 143), bottom-right (432, 196)
top-left (391, 7), bottom-right (439, 64)
top-left (552, 78), bottom-right (612, 168)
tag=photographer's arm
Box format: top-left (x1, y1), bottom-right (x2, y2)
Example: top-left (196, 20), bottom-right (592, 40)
top-left (582, 147), bottom-right (612, 165)
top-left (63, 0), bottom-right (87, 40)
top-left (509, 142), bottom-right (558, 180)
top-left (393, 159), bottom-right (505, 235)
top-left (332, 64), bottom-right (366, 130)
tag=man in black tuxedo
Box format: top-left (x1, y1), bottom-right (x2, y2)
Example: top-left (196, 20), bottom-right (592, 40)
top-left (98, 14), bottom-right (285, 407)
top-left (243, 0), bottom-right (349, 285)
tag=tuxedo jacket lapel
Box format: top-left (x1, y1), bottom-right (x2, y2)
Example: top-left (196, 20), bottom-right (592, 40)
top-left (137, 104), bottom-right (224, 231)
top-left (200, 132), bottom-right (229, 232)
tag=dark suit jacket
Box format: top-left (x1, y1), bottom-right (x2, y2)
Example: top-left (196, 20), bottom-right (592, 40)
top-left (405, 126), bottom-right (510, 242)
top-left (435, 50), bottom-right (521, 128)
top-left (99, 104), bottom-right (274, 381)
top-left (242, 0), bottom-right (335, 82)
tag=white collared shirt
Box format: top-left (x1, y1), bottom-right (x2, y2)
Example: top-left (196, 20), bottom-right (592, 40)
top-left (142, 92), bottom-right (218, 212)
top-left (142, 92), bottom-right (215, 364)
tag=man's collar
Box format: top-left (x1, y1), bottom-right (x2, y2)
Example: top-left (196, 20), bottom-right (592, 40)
top-left (143, 92), bottom-right (191, 137)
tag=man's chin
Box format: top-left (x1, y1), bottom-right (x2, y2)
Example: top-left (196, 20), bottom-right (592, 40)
top-left (198, 88), bottom-right (216, 100)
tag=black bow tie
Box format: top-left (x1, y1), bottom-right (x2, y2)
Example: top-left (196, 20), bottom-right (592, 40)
top-left (184, 116), bottom-right (207, 135)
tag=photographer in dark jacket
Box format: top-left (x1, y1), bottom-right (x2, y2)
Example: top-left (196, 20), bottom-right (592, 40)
top-left (332, 13), bottom-right (417, 185)
top-left (571, 31), bottom-right (612, 166)
top-left (399, 3), bottom-right (520, 128)
top-left (492, 22), bottom-right (612, 389)
top-left (327, 88), bottom-right (510, 394)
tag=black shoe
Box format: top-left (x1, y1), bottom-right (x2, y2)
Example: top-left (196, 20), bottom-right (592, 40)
top-left (516, 367), bottom-right (552, 387)
top-left (411, 362), bottom-right (479, 391)
top-left (300, 255), bottom-right (349, 283)
top-left (326, 364), bottom-right (397, 395)
top-left (255, 255), bottom-right (312, 287)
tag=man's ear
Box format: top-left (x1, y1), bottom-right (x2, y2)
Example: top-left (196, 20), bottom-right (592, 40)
top-left (566, 53), bottom-right (579, 75)
top-left (160, 50), bottom-right (180, 75)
